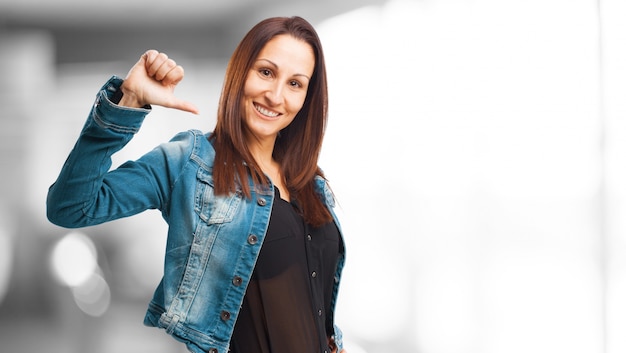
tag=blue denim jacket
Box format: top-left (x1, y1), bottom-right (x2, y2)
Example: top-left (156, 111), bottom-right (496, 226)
top-left (46, 76), bottom-right (346, 353)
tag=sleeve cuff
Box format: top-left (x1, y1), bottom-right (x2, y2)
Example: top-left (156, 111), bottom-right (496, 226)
top-left (92, 76), bottom-right (151, 133)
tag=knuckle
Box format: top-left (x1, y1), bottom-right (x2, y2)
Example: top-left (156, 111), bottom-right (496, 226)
top-left (144, 49), bottom-right (158, 60)
top-left (164, 61), bottom-right (177, 71)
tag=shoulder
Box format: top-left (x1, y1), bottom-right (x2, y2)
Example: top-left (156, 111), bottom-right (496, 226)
top-left (158, 130), bottom-right (216, 169)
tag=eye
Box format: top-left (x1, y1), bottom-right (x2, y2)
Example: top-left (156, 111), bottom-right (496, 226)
top-left (289, 80), bottom-right (303, 88)
top-left (259, 68), bottom-right (273, 78)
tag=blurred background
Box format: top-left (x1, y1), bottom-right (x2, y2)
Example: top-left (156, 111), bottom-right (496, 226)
top-left (1, 0), bottom-right (626, 352)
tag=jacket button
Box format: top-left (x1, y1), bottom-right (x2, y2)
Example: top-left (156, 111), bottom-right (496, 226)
top-left (311, 271), bottom-right (317, 278)
top-left (307, 234), bottom-right (312, 241)
top-left (232, 276), bottom-right (243, 286)
top-left (209, 349), bottom-right (218, 353)
top-left (221, 310), bottom-right (231, 321)
top-left (257, 197), bottom-right (267, 206)
top-left (248, 235), bottom-right (258, 245)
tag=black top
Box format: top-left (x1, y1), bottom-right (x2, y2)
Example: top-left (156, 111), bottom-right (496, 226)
top-left (230, 188), bottom-right (341, 353)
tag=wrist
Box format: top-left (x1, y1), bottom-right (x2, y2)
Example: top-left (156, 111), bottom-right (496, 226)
top-left (119, 82), bottom-right (144, 108)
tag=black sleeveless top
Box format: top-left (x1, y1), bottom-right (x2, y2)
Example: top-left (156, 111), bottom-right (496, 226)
top-left (229, 188), bottom-right (341, 353)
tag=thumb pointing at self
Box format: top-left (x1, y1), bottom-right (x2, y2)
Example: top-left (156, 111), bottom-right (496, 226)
top-left (120, 50), bottom-right (199, 115)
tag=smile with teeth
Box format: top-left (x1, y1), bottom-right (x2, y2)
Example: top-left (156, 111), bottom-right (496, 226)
top-left (254, 103), bottom-right (280, 118)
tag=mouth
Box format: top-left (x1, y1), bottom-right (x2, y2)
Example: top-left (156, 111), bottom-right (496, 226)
top-left (254, 103), bottom-right (280, 118)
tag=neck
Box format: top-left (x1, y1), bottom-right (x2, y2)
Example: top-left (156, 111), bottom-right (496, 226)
top-left (245, 132), bottom-right (278, 175)
top-left (247, 140), bottom-right (274, 166)
top-left (245, 133), bottom-right (289, 200)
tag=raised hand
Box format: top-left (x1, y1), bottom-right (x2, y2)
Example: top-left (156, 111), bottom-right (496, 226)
top-left (119, 50), bottom-right (199, 114)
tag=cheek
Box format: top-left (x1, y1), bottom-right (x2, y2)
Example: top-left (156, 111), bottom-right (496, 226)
top-left (242, 79), bottom-right (254, 98)
top-left (242, 71), bottom-right (260, 97)
top-left (289, 92), bottom-right (308, 114)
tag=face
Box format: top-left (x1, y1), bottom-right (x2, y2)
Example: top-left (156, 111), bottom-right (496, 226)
top-left (242, 34), bottom-right (315, 143)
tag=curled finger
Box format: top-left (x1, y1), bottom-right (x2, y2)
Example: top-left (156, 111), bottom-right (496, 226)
top-left (155, 58), bottom-right (178, 81)
top-left (146, 52), bottom-right (170, 77)
top-left (162, 65), bottom-right (185, 86)
top-left (142, 49), bottom-right (159, 62)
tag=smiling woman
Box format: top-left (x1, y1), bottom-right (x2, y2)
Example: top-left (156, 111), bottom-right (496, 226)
top-left (243, 36), bottom-right (313, 142)
top-left (241, 34), bottom-right (315, 200)
top-left (212, 17), bottom-right (332, 228)
top-left (46, 16), bottom-right (346, 353)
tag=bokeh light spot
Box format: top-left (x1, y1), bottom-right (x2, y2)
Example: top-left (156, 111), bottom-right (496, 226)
top-left (50, 231), bottom-right (98, 287)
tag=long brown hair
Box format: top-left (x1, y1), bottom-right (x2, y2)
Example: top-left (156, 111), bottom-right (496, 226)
top-left (211, 16), bottom-right (331, 226)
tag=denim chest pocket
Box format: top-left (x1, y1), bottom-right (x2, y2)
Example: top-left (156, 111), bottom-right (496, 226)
top-left (194, 168), bottom-right (241, 224)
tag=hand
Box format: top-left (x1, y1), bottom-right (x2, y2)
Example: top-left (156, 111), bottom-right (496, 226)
top-left (329, 337), bottom-right (346, 353)
top-left (119, 50), bottom-right (199, 114)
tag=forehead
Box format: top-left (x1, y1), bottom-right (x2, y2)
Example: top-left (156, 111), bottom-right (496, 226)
top-left (257, 34), bottom-right (315, 75)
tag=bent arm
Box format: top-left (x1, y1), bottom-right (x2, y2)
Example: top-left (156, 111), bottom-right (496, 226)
top-left (47, 76), bottom-right (158, 228)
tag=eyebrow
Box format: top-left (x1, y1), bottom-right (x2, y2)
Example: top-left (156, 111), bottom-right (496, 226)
top-left (257, 58), bottom-right (311, 80)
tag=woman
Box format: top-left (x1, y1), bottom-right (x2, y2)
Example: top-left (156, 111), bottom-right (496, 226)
top-left (47, 16), bottom-right (346, 353)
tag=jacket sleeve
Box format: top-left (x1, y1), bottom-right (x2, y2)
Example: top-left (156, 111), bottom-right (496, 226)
top-left (333, 324), bottom-right (344, 352)
top-left (46, 76), bottom-right (191, 228)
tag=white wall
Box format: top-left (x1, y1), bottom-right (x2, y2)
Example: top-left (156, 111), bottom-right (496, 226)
top-left (318, 1), bottom-right (620, 352)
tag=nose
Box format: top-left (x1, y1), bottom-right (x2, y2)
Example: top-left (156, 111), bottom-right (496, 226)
top-left (265, 81), bottom-right (285, 106)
